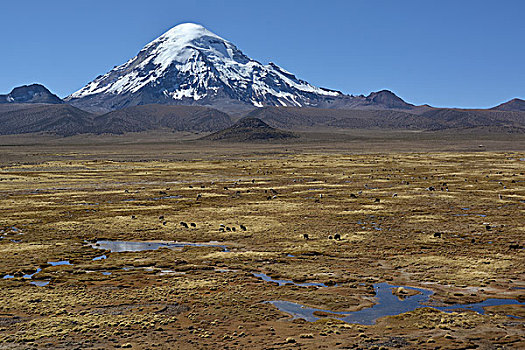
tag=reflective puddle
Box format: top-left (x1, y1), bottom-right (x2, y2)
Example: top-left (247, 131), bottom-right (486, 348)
top-left (4, 240), bottom-right (225, 286)
top-left (254, 273), bottom-right (332, 288)
top-left (30, 281), bottom-right (50, 287)
top-left (48, 261), bottom-right (71, 266)
top-left (268, 282), bottom-right (524, 325)
top-left (89, 240), bottom-right (228, 252)
top-left (4, 260), bottom-right (73, 286)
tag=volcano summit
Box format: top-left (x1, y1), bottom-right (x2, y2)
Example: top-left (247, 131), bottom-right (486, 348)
top-left (67, 23), bottom-right (343, 113)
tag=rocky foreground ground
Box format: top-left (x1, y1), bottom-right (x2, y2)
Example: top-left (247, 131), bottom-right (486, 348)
top-left (0, 151), bottom-right (523, 349)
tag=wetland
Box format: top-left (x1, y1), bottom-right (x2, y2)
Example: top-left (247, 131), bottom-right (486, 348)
top-left (0, 135), bottom-right (523, 349)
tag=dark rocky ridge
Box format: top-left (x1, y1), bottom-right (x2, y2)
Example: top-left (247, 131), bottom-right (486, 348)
top-left (365, 90), bottom-right (414, 109)
top-left (0, 84), bottom-right (63, 104)
top-left (491, 98), bottom-right (525, 112)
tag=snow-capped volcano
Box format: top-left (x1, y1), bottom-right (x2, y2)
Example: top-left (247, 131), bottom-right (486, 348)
top-left (67, 23), bottom-right (342, 112)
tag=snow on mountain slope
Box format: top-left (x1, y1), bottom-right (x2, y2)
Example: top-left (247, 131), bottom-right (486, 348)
top-left (68, 23), bottom-right (341, 111)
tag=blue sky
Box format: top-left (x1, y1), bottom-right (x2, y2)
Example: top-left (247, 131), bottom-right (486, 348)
top-left (1, 0), bottom-right (523, 108)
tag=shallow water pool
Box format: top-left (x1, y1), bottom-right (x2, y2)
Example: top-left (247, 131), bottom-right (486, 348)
top-left (268, 282), bottom-right (524, 325)
top-left (89, 240), bottom-right (228, 253)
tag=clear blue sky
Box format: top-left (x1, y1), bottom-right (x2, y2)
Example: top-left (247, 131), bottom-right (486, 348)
top-left (1, 0), bottom-right (523, 108)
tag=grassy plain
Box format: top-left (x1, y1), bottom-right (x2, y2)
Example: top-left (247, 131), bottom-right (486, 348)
top-left (0, 131), bottom-right (523, 349)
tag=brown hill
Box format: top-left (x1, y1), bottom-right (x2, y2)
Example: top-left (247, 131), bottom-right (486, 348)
top-left (0, 103), bottom-right (93, 136)
top-left (362, 90), bottom-right (415, 109)
top-left (245, 106), bottom-right (525, 132)
top-left (201, 117), bottom-right (296, 142)
top-left (90, 105), bottom-right (232, 134)
top-left (0, 104), bottom-right (232, 136)
top-left (245, 107), bottom-right (430, 130)
top-left (491, 98), bottom-right (525, 112)
top-left (1, 101), bottom-right (523, 136)
top-left (418, 108), bottom-right (525, 130)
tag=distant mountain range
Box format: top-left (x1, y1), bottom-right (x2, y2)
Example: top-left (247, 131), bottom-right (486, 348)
top-left (1, 99), bottom-right (523, 136)
top-left (0, 23), bottom-right (523, 137)
top-left (0, 103), bottom-right (231, 136)
top-left (246, 106), bottom-right (525, 133)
